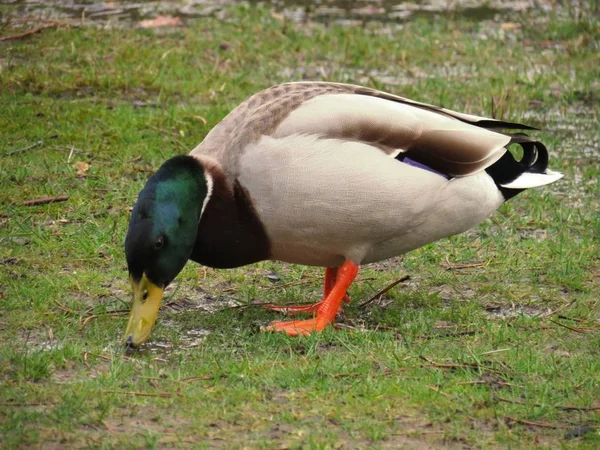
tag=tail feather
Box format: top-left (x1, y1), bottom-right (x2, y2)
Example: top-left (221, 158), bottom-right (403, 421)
top-left (498, 133), bottom-right (563, 189)
top-left (500, 169), bottom-right (563, 189)
top-left (484, 132), bottom-right (563, 198)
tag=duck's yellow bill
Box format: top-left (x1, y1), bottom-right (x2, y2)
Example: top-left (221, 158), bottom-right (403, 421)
top-left (123, 273), bottom-right (164, 347)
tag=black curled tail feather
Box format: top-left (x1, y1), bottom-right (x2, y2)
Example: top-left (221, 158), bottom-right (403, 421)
top-left (508, 133), bottom-right (549, 174)
top-left (485, 133), bottom-right (552, 200)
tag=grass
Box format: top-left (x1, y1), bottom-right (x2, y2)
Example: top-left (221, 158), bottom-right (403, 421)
top-left (1, 2), bottom-right (599, 448)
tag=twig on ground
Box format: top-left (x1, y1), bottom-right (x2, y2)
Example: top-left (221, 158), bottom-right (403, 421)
top-left (359, 275), bottom-right (410, 308)
top-left (179, 376), bottom-right (214, 383)
top-left (393, 429), bottom-right (444, 436)
top-left (53, 300), bottom-right (75, 315)
top-left (536, 300), bottom-right (576, 318)
top-left (427, 385), bottom-right (452, 398)
top-left (3, 140), bottom-right (44, 156)
top-left (21, 195), bottom-right (69, 206)
top-left (549, 319), bottom-right (588, 334)
top-left (558, 315), bottom-right (600, 327)
top-left (505, 416), bottom-right (565, 429)
top-left (557, 315), bottom-right (585, 323)
top-left (419, 355), bottom-right (480, 371)
top-left (0, 21), bottom-right (68, 42)
top-left (0, 402), bottom-right (55, 407)
top-left (333, 323), bottom-right (362, 332)
top-left (83, 352), bottom-right (112, 362)
top-left (334, 368), bottom-right (405, 379)
top-left (495, 395), bottom-right (600, 411)
top-left (102, 390), bottom-right (176, 398)
top-left (479, 348), bottom-right (511, 356)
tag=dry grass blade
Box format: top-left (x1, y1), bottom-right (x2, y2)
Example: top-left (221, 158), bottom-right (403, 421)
top-left (334, 368), bottom-right (405, 379)
top-left (0, 402), bottom-right (55, 407)
top-left (444, 258), bottom-right (488, 270)
top-left (457, 380), bottom-right (523, 389)
top-left (504, 416), bottom-right (565, 429)
top-left (495, 395), bottom-right (600, 412)
top-left (427, 385), bottom-right (452, 398)
top-left (83, 351), bottom-right (112, 362)
top-left (80, 310), bottom-right (129, 327)
top-left (393, 429), bottom-right (444, 436)
top-left (179, 376), bottom-right (214, 383)
top-left (359, 275), bottom-right (410, 308)
top-left (101, 390), bottom-right (175, 398)
top-left (53, 300), bottom-right (76, 315)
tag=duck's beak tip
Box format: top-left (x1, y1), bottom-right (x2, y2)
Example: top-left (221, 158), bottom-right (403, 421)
top-left (123, 273), bottom-right (164, 348)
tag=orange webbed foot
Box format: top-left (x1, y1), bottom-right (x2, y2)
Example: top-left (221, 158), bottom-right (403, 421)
top-left (261, 318), bottom-right (326, 336)
top-left (263, 267), bottom-right (350, 316)
top-left (261, 261), bottom-right (359, 336)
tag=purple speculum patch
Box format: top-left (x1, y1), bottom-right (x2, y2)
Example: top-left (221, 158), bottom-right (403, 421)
top-left (402, 156), bottom-right (451, 180)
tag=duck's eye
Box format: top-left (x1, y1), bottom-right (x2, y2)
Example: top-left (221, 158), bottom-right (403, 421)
top-left (155, 236), bottom-right (164, 249)
top-left (142, 289), bottom-right (149, 301)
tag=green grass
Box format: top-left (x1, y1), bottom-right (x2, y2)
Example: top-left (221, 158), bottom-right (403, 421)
top-left (1, 3), bottom-right (599, 448)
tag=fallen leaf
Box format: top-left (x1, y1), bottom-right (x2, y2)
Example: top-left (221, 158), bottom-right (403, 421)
top-left (74, 161), bottom-right (90, 176)
top-left (501, 22), bottom-right (520, 31)
top-left (270, 10), bottom-right (285, 22)
top-left (139, 16), bottom-right (183, 29)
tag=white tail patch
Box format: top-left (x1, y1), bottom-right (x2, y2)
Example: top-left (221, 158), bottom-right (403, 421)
top-left (500, 169), bottom-right (563, 189)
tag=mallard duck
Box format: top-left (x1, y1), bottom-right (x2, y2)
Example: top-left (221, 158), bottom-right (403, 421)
top-left (123, 82), bottom-right (562, 347)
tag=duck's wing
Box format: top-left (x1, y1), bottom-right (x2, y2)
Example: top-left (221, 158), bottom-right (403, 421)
top-left (191, 82), bottom-right (537, 178)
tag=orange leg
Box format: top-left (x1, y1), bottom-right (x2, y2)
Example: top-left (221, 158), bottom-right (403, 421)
top-left (262, 261), bottom-right (359, 336)
top-left (325, 267), bottom-right (351, 305)
top-left (263, 267), bottom-right (350, 315)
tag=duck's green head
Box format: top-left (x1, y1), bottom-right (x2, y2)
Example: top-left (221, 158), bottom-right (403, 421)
top-left (123, 155), bottom-right (208, 347)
